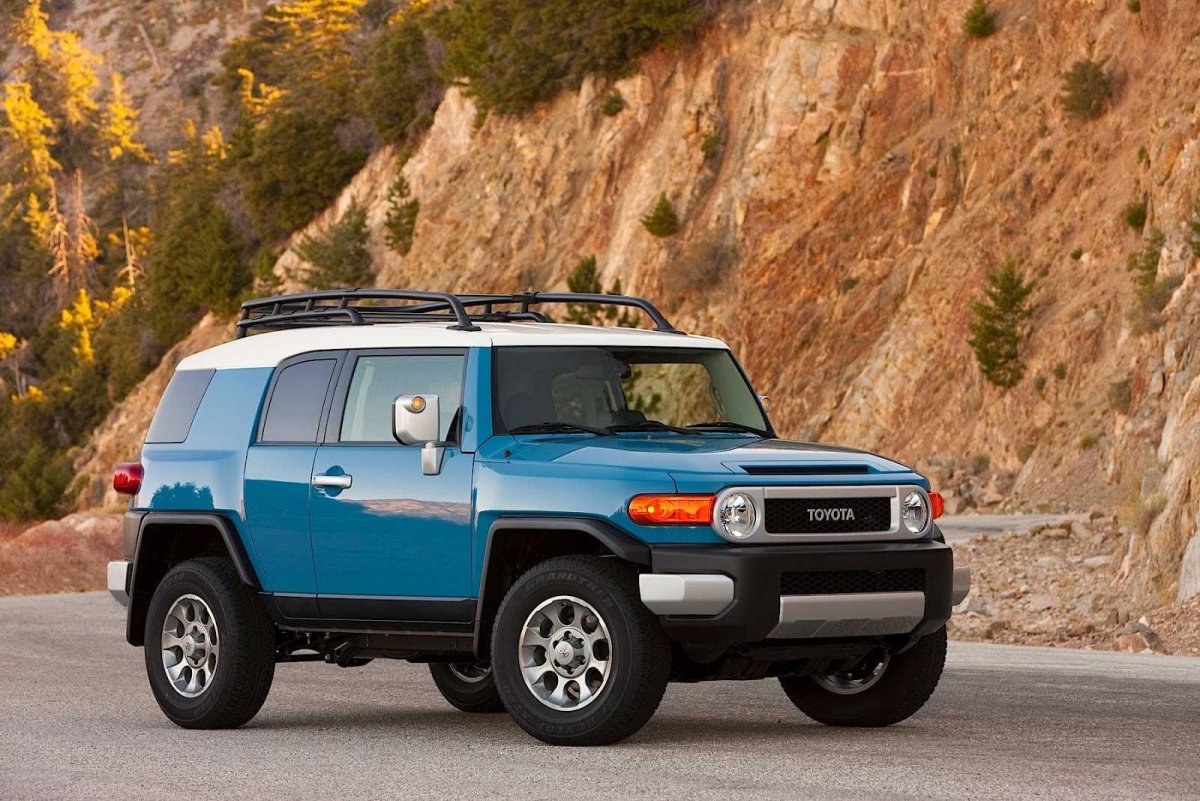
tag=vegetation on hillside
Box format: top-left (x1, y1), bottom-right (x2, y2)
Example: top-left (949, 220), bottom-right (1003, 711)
top-left (968, 262), bottom-right (1037, 388)
top-left (0, 0), bottom-right (722, 520)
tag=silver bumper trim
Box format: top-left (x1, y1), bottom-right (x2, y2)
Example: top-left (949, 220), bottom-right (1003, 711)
top-left (639, 574), bottom-right (734, 616)
top-left (107, 560), bottom-right (131, 606)
top-left (952, 565), bottom-right (971, 606)
top-left (768, 591), bottom-right (926, 639)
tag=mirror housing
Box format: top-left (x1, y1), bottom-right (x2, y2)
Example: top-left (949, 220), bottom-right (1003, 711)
top-left (393, 394), bottom-right (441, 446)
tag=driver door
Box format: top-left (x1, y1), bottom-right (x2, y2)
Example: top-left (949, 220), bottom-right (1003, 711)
top-left (310, 349), bottom-right (474, 623)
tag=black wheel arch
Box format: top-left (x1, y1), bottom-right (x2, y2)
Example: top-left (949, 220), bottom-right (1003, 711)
top-left (126, 512), bottom-right (261, 646)
top-left (472, 516), bottom-right (651, 659)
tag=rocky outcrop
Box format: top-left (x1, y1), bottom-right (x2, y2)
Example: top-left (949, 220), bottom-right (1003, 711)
top-left (0, 513), bottom-right (122, 596)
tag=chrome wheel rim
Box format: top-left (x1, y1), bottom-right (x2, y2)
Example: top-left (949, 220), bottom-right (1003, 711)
top-left (161, 594), bottom-right (220, 698)
top-left (448, 663), bottom-right (492, 684)
top-left (812, 652), bottom-right (890, 695)
top-left (518, 595), bottom-right (611, 711)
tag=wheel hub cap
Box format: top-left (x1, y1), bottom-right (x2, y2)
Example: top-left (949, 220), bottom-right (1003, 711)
top-left (518, 596), bottom-right (612, 711)
top-left (161, 594), bottom-right (220, 698)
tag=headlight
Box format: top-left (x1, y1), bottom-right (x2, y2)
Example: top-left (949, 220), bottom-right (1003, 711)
top-left (901, 491), bottom-right (929, 534)
top-left (718, 492), bottom-right (758, 540)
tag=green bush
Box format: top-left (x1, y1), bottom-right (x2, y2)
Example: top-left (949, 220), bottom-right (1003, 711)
top-left (1127, 228), bottom-right (1165, 296)
top-left (433, 0), bottom-right (710, 116)
top-left (701, 128), bottom-right (723, 162)
top-left (1188, 196), bottom-right (1200, 258)
top-left (1070, 247), bottom-right (1084, 261)
top-left (0, 439), bottom-right (72, 521)
top-left (968, 261), bottom-right (1036, 388)
top-left (1127, 0), bottom-right (1141, 12)
top-left (641, 193), bottom-right (680, 237)
top-left (293, 200), bottom-right (373, 290)
top-left (383, 174), bottom-right (420, 256)
top-left (1122, 199), bottom-right (1147, 231)
top-left (963, 0), bottom-right (997, 38)
top-left (1053, 362), bottom-right (1067, 380)
top-left (235, 106), bottom-right (367, 241)
top-left (360, 13), bottom-right (443, 142)
top-left (1059, 59), bottom-right (1110, 122)
top-left (601, 91), bottom-right (625, 116)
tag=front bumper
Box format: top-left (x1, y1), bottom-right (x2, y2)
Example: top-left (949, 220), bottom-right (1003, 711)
top-left (107, 560), bottom-right (131, 606)
top-left (640, 541), bottom-right (959, 645)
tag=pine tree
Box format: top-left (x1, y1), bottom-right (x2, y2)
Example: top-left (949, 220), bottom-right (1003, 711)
top-left (968, 262), bottom-right (1037, 388)
top-left (563, 256), bottom-right (638, 327)
top-left (1060, 60), bottom-right (1110, 122)
top-left (361, 11), bottom-right (442, 142)
top-left (13, 0), bottom-right (101, 161)
top-left (963, 0), bottom-right (997, 38)
top-left (1, 83), bottom-right (59, 187)
top-left (293, 200), bottom-right (374, 289)
top-left (98, 74), bottom-right (151, 164)
top-left (640, 193), bottom-right (680, 237)
top-left (383, 173), bottom-right (419, 255)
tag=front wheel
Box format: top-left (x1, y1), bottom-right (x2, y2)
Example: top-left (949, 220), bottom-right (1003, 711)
top-left (779, 626), bottom-right (947, 727)
top-left (491, 555), bottom-right (670, 746)
top-left (143, 557), bottom-right (276, 729)
top-left (429, 662), bottom-right (506, 713)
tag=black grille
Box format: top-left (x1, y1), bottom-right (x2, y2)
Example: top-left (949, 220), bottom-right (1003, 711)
top-left (764, 496), bottom-right (890, 534)
top-left (780, 569), bottom-right (925, 596)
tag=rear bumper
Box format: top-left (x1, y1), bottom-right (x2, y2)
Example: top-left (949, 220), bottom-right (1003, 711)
top-left (641, 541), bottom-right (957, 645)
top-left (107, 560), bottom-right (131, 606)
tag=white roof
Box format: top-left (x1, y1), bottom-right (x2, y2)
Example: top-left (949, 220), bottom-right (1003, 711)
top-left (177, 322), bottom-right (729, 371)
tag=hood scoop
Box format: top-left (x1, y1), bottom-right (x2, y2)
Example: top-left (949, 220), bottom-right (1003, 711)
top-left (739, 464), bottom-right (870, 476)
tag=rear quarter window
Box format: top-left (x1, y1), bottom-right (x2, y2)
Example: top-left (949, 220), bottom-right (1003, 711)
top-left (146, 369), bottom-right (215, 444)
top-left (260, 359), bottom-right (337, 443)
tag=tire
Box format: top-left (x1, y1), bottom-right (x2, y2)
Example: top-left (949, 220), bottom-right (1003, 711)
top-left (429, 663), bottom-right (506, 713)
top-left (143, 557), bottom-right (276, 729)
top-left (779, 626), bottom-right (947, 727)
top-left (491, 555), bottom-right (670, 746)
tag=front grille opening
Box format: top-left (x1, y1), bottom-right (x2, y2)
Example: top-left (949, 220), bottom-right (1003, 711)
top-left (764, 496), bottom-right (890, 534)
top-left (741, 464), bottom-right (869, 476)
top-left (780, 568), bottom-right (925, 596)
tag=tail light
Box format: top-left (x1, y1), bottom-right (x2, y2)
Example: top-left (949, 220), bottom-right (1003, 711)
top-left (113, 462), bottom-right (143, 496)
top-left (629, 494), bottom-right (715, 525)
top-left (930, 491), bottom-right (945, 520)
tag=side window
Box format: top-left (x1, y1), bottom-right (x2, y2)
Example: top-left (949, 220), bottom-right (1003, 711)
top-left (340, 354), bottom-right (464, 443)
top-left (260, 359), bottom-right (337, 443)
top-left (146, 369), bottom-right (215, 444)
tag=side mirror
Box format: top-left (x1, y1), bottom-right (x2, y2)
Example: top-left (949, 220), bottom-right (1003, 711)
top-left (393, 394), bottom-right (441, 446)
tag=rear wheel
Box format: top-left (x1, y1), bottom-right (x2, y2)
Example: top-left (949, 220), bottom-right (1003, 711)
top-left (429, 662), bottom-right (506, 713)
top-left (779, 626), bottom-right (947, 727)
top-left (144, 557), bottom-right (276, 729)
top-left (491, 555), bottom-right (670, 746)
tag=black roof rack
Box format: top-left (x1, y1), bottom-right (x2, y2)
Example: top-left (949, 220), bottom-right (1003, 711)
top-left (234, 289), bottom-right (681, 339)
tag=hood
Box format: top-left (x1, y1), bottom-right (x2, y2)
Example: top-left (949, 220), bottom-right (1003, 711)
top-left (500, 435), bottom-right (915, 480)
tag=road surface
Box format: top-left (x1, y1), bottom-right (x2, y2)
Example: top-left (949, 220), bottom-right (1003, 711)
top-left (938, 513), bottom-right (1084, 542)
top-left (2, 592), bottom-right (1197, 800)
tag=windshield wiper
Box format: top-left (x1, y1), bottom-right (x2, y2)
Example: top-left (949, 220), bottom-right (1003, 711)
top-left (606, 420), bottom-right (692, 435)
top-left (509, 422), bottom-right (613, 437)
top-left (685, 421), bottom-right (769, 437)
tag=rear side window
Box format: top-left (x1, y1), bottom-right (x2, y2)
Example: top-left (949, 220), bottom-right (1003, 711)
top-left (261, 359), bottom-right (337, 443)
top-left (146, 370), bottom-right (215, 444)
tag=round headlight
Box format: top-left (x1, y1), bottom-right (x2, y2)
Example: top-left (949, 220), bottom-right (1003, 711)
top-left (902, 491), bottom-right (929, 534)
top-left (718, 492), bottom-right (758, 540)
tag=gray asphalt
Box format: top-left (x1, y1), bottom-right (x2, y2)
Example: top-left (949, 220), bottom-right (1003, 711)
top-left (938, 514), bottom-right (1085, 542)
top-left (2, 593), bottom-right (1198, 800)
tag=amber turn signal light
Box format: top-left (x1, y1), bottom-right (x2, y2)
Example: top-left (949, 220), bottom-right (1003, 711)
top-left (628, 494), bottom-right (715, 525)
top-left (929, 491), bottom-right (945, 520)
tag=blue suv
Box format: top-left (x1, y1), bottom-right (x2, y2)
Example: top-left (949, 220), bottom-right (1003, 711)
top-left (108, 289), bottom-right (969, 745)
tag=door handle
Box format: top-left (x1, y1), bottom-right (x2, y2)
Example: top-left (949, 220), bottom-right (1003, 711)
top-left (313, 473), bottom-right (352, 489)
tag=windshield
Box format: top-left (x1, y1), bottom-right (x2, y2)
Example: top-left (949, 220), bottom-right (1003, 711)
top-left (493, 346), bottom-right (769, 436)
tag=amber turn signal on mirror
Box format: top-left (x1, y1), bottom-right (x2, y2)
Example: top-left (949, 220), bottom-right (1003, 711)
top-left (628, 494), bottom-right (715, 525)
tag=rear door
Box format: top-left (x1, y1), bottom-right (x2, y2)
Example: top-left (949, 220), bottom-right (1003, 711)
top-left (243, 353), bottom-right (343, 598)
top-left (310, 349), bottom-right (474, 623)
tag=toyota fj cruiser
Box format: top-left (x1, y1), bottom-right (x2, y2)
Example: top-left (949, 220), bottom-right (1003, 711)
top-left (108, 289), bottom-right (969, 746)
